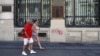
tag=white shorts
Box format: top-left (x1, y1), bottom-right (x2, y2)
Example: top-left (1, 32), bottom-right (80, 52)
top-left (23, 38), bottom-right (34, 45)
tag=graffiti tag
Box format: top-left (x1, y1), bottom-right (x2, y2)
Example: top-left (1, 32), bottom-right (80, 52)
top-left (51, 28), bottom-right (63, 35)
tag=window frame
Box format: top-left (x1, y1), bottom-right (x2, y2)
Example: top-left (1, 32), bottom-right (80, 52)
top-left (14, 0), bottom-right (51, 28)
top-left (65, 0), bottom-right (100, 27)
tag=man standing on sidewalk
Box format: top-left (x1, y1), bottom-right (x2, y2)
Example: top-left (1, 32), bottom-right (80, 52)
top-left (22, 19), bottom-right (36, 55)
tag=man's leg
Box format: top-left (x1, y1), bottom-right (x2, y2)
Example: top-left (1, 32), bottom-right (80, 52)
top-left (22, 38), bottom-right (28, 55)
top-left (29, 38), bottom-right (37, 54)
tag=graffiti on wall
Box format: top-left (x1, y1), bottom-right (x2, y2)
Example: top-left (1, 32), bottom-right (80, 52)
top-left (51, 28), bottom-right (63, 35)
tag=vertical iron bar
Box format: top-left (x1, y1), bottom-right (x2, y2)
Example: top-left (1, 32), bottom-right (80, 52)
top-left (73, 0), bottom-right (75, 26)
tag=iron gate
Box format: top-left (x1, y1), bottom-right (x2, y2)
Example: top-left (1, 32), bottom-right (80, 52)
top-left (14, 0), bottom-right (51, 27)
top-left (65, 0), bottom-right (100, 27)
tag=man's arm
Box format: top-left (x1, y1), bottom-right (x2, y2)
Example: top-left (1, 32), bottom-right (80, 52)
top-left (24, 24), bottom-right (30, 39)
top-left (24, 31), bottom-right (30, 39)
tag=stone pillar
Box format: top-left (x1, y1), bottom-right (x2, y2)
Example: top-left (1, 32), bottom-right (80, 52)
top-left (0, 0), bottom-right (14, 41)
top-left (50, 19), bottom-right (66, 42)
top-left (52, 0), bottom-right (65, 6)
top-left (50, 0), bottom-right (66, 42)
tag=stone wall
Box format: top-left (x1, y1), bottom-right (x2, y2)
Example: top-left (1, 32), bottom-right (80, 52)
top-left (52, 0), bottom-right (65, 6)
top-left (0, 0), bottom-right (14, 41)
top-left (66, 28), bottom-right (100, 43)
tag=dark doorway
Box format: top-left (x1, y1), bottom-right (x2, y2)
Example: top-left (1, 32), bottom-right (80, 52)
top-left (52, 6), bottom-right (63, 18)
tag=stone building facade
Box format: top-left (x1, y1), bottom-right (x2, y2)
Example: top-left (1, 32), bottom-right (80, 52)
top-left (0, 0), bottom-right (100, 43)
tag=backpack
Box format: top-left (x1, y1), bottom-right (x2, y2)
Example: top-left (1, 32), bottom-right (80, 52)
top-left (19, 29), bottom-right (25, 36)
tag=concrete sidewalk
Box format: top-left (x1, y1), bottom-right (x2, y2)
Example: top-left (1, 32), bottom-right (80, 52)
top-left (0, 41), bottom-right (100, 56)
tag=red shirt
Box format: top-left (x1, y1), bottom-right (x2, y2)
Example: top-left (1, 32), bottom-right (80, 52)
top-left (22, 23), bottom-right (32, 38)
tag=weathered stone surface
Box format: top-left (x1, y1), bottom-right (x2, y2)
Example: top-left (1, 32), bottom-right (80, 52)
top-left (0, 0), bottom-right (14, 4)
top-left (52, 0), bottom-right (65, 6)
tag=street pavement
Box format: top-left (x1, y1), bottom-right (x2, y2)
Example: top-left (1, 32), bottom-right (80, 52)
top-left (0, 41), bottom-right (100, 56)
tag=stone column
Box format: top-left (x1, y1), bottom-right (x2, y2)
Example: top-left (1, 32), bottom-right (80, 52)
top-left (0, 0), bottom-right (14, 41)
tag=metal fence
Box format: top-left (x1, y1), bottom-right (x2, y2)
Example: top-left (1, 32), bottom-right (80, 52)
top-left (14, 0), bottom-right (51, 27)
top-left (65, 0), bottom-right (100, 27)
